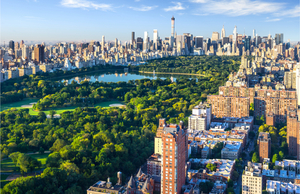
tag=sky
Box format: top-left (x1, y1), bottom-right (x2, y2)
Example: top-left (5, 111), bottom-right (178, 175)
top-left (1, 0), bottom-right (300, 44)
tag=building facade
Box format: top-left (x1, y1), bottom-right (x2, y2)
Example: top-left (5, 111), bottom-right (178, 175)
top-left (257, 132), bottom-right (271, 162)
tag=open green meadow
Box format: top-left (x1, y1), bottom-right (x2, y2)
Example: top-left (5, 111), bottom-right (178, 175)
top-left (1, 99), bottom-right (125, 115)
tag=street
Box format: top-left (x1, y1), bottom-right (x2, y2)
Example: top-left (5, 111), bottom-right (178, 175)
top-left (234, 125), bottom-right (259, 194)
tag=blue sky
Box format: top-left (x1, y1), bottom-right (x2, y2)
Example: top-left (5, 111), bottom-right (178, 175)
top-left (1, 0), bottom-right (299, 44)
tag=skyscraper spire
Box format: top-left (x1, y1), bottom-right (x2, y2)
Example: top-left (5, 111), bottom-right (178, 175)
top-left (221, 25), bottom-right (226, 39)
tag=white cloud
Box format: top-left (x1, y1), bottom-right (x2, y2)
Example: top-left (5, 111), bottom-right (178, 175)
top-left (189, 0), bottom-right (207, 3)
top-left (265, 18), bottom-right (281, 22)
top-left (192, 0), bottom-right (283, 16)
top-left (275, 5), bottom-right (300, 18)
top-left (164, 2), bottom-right (186, 12)
top-left (60, 0), bottom-right (112, 11)
top-left (129, 5), bottom-right (157, 11)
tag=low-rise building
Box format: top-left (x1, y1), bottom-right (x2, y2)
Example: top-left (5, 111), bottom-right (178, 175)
top-left (221, 141), bottom-right (242, 160)
top-left (266, 180), bottom-right (300, 194)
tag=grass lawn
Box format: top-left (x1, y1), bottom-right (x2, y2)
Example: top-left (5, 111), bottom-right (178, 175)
top-left (29, 153), bottom-right (49, 165)
top-left (94, 100), bottom-right (124, 108)
top-left (1, 174), bottom-right (10, 188)
top-left (0, 99), bottom-right (38, 112)
top-left (1, 99), bottom-right (125, 115)
top-left (0, 153), bottom-right (50, 174)
top-left (0, 159), bottom-right (18, 173)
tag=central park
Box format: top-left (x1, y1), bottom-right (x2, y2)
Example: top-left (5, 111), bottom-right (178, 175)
top-left (0, 56), bottom-right (243, 193)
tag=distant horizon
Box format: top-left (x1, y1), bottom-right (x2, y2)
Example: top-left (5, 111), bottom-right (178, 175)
top-left (1, 0), bottom-right (299, 43)
top-left (1, 38), bottom-right (299, 47)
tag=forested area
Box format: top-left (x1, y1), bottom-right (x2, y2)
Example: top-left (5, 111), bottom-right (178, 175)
top-left (132, 55), bottom-right (242, 76)
top-left (0, 56), bottom-right (241, 193)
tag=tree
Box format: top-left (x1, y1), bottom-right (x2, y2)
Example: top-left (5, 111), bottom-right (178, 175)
top-left (279, 151), bottom-right (284, 160)
top-left (60, 161), bottom-right (80, 174)
top-left (228, 179), bottom-right (234, 188)
top-left (232, 170), bottom-right (239, 181)
top-left (46, 152), bottom-right (62, 167)
top-left (206, 163), bottom-right (217, 172)
top-left (252, 152), bottom-right (259, 163)
top-left (249, 103), bottom-right (254, 116)
top-left (37, 111), bottom-right (47, 122)
top-left (9, 152), bottom-right (21, 167)
top-left (272, 154), bottom-right (279, 163)
top-left (50, 139), bottom-right (66, 152)
top-left (49, 110), bottom-right (57, 119)
top-left (39, 147), bottom-right (44, 154)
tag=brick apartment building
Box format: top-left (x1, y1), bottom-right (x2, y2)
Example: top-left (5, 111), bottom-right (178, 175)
top-left (287, 107), bottom-right (300, 159)
top-left (257, 132), bottom-right (271, 162)
top-left (207, 95), bottom-right (250, 118)
top-left (209, 85), bottom-right (297, 124)
top-left (158, 119), bottom-right (188, 194)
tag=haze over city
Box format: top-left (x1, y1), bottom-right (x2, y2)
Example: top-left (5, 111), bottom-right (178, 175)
top-left (1, 0), bottom-right (300, 44)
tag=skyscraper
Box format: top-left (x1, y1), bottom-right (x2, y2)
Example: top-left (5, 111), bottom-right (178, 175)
top-left (221, 25), bottom-right (226, 39)
top-left (115, 38), bottom-right (118, 47)
top-left (233, 26), bottom-right (237, 43)
top-left (194, 36), bottom-right (203, 48)
top-left (157, 119), bottom-right (187, 194)
top-left (136, 37), bottom-right (143, 50)
top-left (275, 33), bottom-right (284, 45)
top-left (153, 29), bottom-right (158, 50)
top-left (22, 45), bottom-right (29, 59)
top-left (171, 16), bottom-right (175, 48)
top-left (9, 40), bottom-right (14, 51)
top-left (34, 44), bottom-right (45, 63)
top-left (253, 29), bottom-right (256, 40)
top-left (143, 31), bottom-right (148, 51)
top-left (211, 32), bottom-right (220, 41)
top-left (131, 32), bottom-right (135, 43)
top-left (102, 36), bottom-right (105, 51)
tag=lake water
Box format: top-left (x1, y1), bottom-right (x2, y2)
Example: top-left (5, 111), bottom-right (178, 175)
top-left (59, 71), bottom-right (201, 84)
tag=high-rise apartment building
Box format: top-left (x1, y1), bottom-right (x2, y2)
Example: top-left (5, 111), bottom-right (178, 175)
top-left (188, 103), bottom-right (211, 131)
top-left (102, 36), bottom-right (105, 51)
top-left (22, 45), bottom-right (29, 59)
top-left (242, 162), bottom-right (262, 194)
top-left (287, 107), bottom-right (300, 158)
top-left (212, 32), bottom-right (220, 41)
top-left (296, 67), bottom-right (300, 106)
top-left (257, 132), bottom-right (271, 162)
top-left (156, 119), bottom-right (187, 194)
top-left (284, 72), bottom-right (296, 89)
top-left (34, 44), bottom-right (45, 63)
top-left (171, 16), bottom-right (175, 48)
top-left (207, 95), bottom-right (250, 118)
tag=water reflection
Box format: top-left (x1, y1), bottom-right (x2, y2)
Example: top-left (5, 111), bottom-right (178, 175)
top-left (60, 71), bottom-right (200, 84)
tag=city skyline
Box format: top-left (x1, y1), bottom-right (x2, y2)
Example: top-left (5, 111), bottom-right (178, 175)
top-left (1, 0), bottom-right (299, 44)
